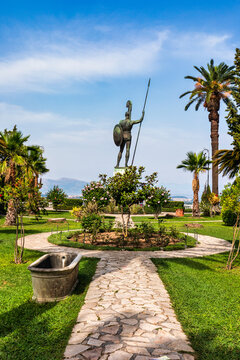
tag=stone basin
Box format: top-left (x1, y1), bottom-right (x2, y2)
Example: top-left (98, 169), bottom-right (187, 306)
top-left (28, 252), bottom-right (82, 302)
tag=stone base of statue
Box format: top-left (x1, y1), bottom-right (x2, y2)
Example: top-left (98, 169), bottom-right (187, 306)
top-left (113, 167), bottom-right (127, 176)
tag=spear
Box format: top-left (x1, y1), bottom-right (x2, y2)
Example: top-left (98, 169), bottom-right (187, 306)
top-left (131, 78), bottom-right (151, 166)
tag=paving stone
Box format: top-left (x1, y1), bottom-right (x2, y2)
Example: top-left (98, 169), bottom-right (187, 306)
top-left (87, 338), bottom-right (104, 347)
top-left (101, 325), bottom-right (119, 335)
top-left (104, 343), bottom-right (123, 353)
top-left (108, 350), bottom-right (132, 360)
top-left (64, 344), bottom-right (90, 358)
top-left (121, 318), bottom-right (138, 326)
top-left (99, 334), bottom-right (120, 343)
top-left (168, 340), bottom-right (194, 353)
top-left (82, 347), bottom-right (102, 359)
top-left (183, 354), bottom-right (195, 360)
top-left (125, 346), bottom-right (150, 355)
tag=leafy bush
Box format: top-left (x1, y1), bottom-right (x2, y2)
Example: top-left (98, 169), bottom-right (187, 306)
top-left (131, 204), bottom-right (144, 214)
top-left (70, 206), bottom-right (84, 222)
top-left (222, 209), bottom-right (238, 226)
top-left (82, 178), bottom-right (110, 212)
top-left (46, 186), bottom-right (67, 211)
top-left (146, 186), bottom-right (171, 218)
top-left (81, 214), bottom-right (103, 242)
top-left (138, 221), bottom-right (155, 242)
top-left (200, 184), bottom-right (211, 216)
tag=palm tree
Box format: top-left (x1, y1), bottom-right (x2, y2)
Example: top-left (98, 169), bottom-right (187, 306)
top-left (214, 49), bottom-right (240, 179)
top-left (26, 145), bottom-right (48, 188)
top-left (180, 59), bottom-right (236, 195)
top-left (25, 145), bottom-right (49, 214)
top-left (0, 126), bottom-right (29, 225)
top-left (177, 151), bottom-right (211, 217)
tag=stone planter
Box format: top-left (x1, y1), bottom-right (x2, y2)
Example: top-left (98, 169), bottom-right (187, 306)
top-left (175, 208), bottom-right (184, 217)
top-left (28, 252), bottom-right (81, 303)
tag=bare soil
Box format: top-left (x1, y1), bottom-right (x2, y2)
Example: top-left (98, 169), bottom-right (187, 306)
top-left (68, 231), bottom-right (182, 249)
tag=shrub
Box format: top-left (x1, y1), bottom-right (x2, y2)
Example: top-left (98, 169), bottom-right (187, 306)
top-left (82, 178), bottom-right (110, 212)
top-left (146, 186), bottom-right (171, 219)
top-left (81, 214), bottom-right (103, 242)
top-left (58, 198), bottom-right (83, 210)
top-left (138, 221), bottom-right (155, 242)
top-left (200, 184), bottom-right (211, 216)
top-left (222, 209), bottom-right (238, 226)
top-left (46, 186), bottom-right (67, 211)
top-left (70, 206), bottom-right (84, 222)
top-left (131, 204), bottom-right (144, 214)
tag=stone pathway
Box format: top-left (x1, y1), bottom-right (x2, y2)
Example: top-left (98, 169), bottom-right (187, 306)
top-left (22, 232), bottom-right (231, 360)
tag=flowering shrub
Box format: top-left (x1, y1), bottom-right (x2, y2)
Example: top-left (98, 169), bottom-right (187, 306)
top-left (46, 185), bottom-right (67, 211)
top-left (82, 180), bottom-right (110, 212)
top-left (146, 186), bottom-right (171, 219)
top-left (70, 206), bottom-right (84, 222)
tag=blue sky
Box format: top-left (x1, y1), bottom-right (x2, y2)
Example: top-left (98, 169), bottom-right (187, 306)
top-left (0, 0), bottom-right (239, 196)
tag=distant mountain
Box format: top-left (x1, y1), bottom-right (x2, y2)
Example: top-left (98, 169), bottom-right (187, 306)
top-left (41, 177), bottom-right (87, 197)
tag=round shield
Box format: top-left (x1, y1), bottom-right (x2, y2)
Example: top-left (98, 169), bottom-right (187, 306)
top-left (113, 124), bottom-right (123, 146)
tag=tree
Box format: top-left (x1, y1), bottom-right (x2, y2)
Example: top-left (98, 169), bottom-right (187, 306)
top-left (106, 166), bottom-right (157, 238)
top-left (0, 126), bottom-right (29, 225)
top-left (214, 49), bottom-right (240, 178)
top-left (220, 176), bottom-right (240, 270)
top-left (0, 176), bottom-right (37, 263)
top-left (177, 151), bottom-right (211, 217)
top-left (146, 186), bottom-right (171, 219)
top-left (82, 177), bottom-right (110, 213)
top-left (180, 59), bottom-right (236, 195)
top-left (46, 186), bottom-right (67, 211)
top-left (25, 145), bottom-right (49, 214)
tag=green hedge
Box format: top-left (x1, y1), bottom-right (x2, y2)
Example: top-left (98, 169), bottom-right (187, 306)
top-left (144, 201), bottom-right (185, 214)
top-left (58, 198), bottom-right (83, 210)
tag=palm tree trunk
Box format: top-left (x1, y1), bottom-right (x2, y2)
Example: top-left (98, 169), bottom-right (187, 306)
top-left (192, 172), bottom-right (200, 217)
top-left (5, 161), bottom-right (17, 226)
top-left (208, 93), bottom-right (220, 195)
top-left (5, 199), bottom-right (17, 226)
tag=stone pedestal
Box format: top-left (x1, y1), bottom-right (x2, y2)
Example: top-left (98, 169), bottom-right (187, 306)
top-left (113, 167), bottom-right (127, 176)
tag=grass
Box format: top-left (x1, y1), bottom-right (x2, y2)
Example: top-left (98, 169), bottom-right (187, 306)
top-left (48, 231), bottom-right (196, 251)
top-left (0, 215), bottom-right (99, 360)
top-left (152, 254), bottom-right (240, 360)
top-left (132, 214), bottom-right (234, 243)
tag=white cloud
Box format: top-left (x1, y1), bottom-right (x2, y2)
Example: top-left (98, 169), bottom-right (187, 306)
top-left (169, 33), bottom-right (234, 61)
top-left (0, 31), bottom-right (167, 92)
top-left (0, 26), bottom-right (235, 93)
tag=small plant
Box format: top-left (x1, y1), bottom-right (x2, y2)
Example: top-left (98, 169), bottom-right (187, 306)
top-left (81, 214), bottom-right (103, 243)
top-left (139, 221), bottom-right (154, 243)
top-left (128, 225), bottom-right (141, 246)
top-left (70, 206), bottom-right (84, 222)
top-left (169, 225), bottom-right (179, 238)
top-left (101, 218), bottom-right (114, 232)
top-left (158, 224), bottom-right (167, 237)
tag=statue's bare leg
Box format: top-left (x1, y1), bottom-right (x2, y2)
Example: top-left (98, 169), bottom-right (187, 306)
top-left (125, 140), bottom-right (131, 167)
top-left (116, 142), bottom-right (125, 167)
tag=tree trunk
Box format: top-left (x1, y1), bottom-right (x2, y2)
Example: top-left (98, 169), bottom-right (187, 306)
top-left (5, 199), bottom-right (17, 226)
top-left (207, 93), bottom-right (220, 195)
top-left (192, 172), bottom-right (200, 217)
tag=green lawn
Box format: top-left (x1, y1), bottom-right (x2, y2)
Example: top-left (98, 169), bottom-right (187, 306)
top-left (152, 254), bottom-right (240, 360)
top-left (0, 216), bottom-right (99, 360)
top-left (132, 215), bottom-right (234, 242)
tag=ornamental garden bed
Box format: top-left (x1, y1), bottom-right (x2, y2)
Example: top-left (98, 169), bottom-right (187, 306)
top-left (48, 229), bottom-right (196, 251)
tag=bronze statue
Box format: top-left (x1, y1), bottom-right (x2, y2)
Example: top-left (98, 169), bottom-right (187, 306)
top-left (114, 100), bottom-right (144, 167)
top-left (113, 79), bottom-right (151, 168)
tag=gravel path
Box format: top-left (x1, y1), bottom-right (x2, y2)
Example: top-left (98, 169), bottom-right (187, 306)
top-left (23, 231), bottom-right (231, 360)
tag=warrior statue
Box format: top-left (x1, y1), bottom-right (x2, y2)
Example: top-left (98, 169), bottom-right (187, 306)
top-left (113, 100), bottom-right (144, 167)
